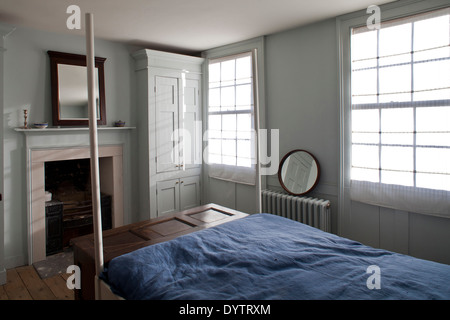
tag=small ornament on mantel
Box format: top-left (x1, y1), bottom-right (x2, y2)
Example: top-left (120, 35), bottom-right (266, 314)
top-left (23, 109), bottom-right (28, 129)
top-left (114, 120), bottom-right (126, 127)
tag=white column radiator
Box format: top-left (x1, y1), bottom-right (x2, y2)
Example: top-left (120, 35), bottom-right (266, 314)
top-left (261, 189), bottom-right (331, 233)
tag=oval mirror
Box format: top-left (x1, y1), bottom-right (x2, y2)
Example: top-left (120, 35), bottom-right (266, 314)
top-left (278, 150), bottom-right (320, 196)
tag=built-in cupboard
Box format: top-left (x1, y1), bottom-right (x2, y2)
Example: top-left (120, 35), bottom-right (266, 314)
top-left (133, 49), bottom-right (203, 219)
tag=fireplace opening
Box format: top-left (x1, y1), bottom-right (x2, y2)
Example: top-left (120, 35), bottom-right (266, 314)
top-left (44, 159), bottom-right (112, 256)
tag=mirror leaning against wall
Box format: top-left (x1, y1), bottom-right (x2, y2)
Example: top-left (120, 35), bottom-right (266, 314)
top-left (278, 149), bottom-right (320, 196)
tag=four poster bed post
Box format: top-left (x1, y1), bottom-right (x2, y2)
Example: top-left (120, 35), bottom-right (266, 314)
top-left (85, 12), bottom-right (106, 299)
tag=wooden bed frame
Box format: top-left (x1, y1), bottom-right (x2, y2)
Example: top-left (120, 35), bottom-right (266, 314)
top-left (71, 203), bottom-right (248, 300)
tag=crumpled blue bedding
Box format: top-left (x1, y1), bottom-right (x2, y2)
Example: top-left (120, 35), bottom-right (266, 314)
top-left (102, 213), bottom-right (450, 300)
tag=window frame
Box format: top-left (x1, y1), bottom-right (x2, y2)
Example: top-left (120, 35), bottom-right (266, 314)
top-left (202, 37), bottom-right (266, 187)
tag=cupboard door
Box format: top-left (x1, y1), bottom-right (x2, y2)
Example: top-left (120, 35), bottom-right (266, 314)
top-left (156, 179), bottom-right (180, 217)
top-left (155, 76), bottom-right (179, 173)
top-left (181, 78), bottom-right (201, 170)
top-left (180, 176), bottom-right (200, 211)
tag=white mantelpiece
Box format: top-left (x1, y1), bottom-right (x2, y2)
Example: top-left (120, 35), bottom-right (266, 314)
top-left (17, 127), bottom-right (134, 264)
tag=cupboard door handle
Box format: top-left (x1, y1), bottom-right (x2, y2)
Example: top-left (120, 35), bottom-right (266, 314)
top-left (180, 181), bottom-right (184, 184)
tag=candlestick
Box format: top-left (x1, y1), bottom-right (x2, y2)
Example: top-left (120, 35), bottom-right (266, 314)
top-left (23, 109), bottom-right (28, 129)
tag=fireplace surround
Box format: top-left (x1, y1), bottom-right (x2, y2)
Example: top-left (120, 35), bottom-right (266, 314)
top-left (16, 127), bottom-right (132, 264)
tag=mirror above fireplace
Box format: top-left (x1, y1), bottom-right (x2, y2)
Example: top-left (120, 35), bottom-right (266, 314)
top-left (48, 50), bottom-right (107, 126)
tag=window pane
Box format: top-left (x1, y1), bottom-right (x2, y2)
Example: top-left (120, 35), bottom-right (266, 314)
top-left (222, 114), bottom-right (236, 139)
top-left (417, 107), bottom-right (450, 146)
top-left (236, 56), bottom-right (252, 83)
top-left (415, 46), bottom-right (450, 62)
top-left (207, 116), bottom-right (221, 140)
top-left (352, 145), bottom-right (379, 169)
top-left (352, 109), bottom-right (379, 132)
top-left (220, 86), bottom-right (235, 110)
top-left (351, 167), bottom-right (379, 182)
top-left (381, 146), bottom-right (413, 171)
top-left (208, 138), bottom-right (222, 155)
top-left (417, 133), bottom-right (450, 147)
top-left (416, 148), bottom-right (450, 174)
top-left (417, 173), bottom-right (450, 191)
top-left (381, 108), bottom-right (413, 145)
top-left (379, 53), bottom-right (411, 68)
top-left (381, 170), bottom-right (413, 186)
top-left (414, 15), bottom-right (450, 52)
top-left (236, 84), bottom-right (252, 108)
top-left (351, 30), bottom-right (377, 62)
top-left (352, 69), bottom-right (377, 102)
top-left (209, 63), bottom-right (220, 86)
top-left (221, 60), bottom-right (235, 84)
top-left (379, 65), bottom-right (411, 102)
top-left (222, 140), bottom-right (236, 157)
top-left (352, 132), bottom-right (379, 144)
top-left (208, 154), bottom-right (221, 165)
top-left (414, 60), bottom-right (450, 101)
top-left (237, 140), bottom-right (251, 159)
top-left (237, 113), bottom-right (252, 140)
top-left (381, 108), bottom-right (413, 132)
top-left (223, 155), bottom-right (236, 166)
top-left (379, 23), bottom-right (412, 58)
top-left (237, 157), bottom-right (252, 168)
top-left (209, 88), bottom-right (220, 108)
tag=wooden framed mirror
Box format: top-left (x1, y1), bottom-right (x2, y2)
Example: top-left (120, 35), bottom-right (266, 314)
top-left (278, 149), bottom-right (320, 196)
top-left (48, 50), bottom-right (106, 126)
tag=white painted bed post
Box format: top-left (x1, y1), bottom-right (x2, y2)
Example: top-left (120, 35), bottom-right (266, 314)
top-left (85, 13), bottom-right (104, 299)
top-left (252, 48), bottom-right (262, 213)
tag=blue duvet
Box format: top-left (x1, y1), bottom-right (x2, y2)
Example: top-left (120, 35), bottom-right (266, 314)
top-left (103, 213), bottom-right (450, 300)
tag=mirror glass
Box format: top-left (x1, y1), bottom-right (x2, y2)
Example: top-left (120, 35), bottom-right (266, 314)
top-left (58, 64), bottom-right (100, 119)
top-left (278, 150), bottom-right (320, 195)
top-left (48, 51), bottom-right (106, 126)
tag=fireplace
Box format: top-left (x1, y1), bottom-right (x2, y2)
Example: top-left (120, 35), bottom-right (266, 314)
top-left (44, 158), bottom-right (113, 255)
top-left (29, 145), bottom-right (124, 264)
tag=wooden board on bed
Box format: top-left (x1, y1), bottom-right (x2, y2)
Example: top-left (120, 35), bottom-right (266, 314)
top-left (70, 203), bottom-right (248, 300)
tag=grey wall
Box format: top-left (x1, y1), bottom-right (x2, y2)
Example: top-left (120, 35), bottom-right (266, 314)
top-left (265, 18), bottom-right (340, 234)
top-left (3, 25), bottom-right (138, 268)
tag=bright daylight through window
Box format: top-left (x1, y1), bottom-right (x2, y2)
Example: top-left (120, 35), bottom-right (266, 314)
top-left (207, 52), bottom-right (255, 168)
top-left (351, 8), bottom-right (450, 192)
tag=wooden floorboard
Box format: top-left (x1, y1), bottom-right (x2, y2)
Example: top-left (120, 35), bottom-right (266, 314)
top-left (0, 266), bottom-right (74, 300)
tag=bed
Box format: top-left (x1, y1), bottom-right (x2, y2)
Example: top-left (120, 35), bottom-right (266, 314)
top-left (98, 211), bottom-right (450, 300)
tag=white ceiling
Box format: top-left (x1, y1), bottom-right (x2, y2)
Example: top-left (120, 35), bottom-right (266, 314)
top-left (0, 0), bottom-right (396, 53)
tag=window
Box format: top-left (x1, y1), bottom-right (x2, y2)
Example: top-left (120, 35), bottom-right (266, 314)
top-left (206, 52), bottom-right (257, 185)
top-left (347, 7), bottom-right (450, 216)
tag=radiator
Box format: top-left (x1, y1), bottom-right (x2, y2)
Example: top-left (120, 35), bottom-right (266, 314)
top-left (261, 189), bottom-right (331, 232)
